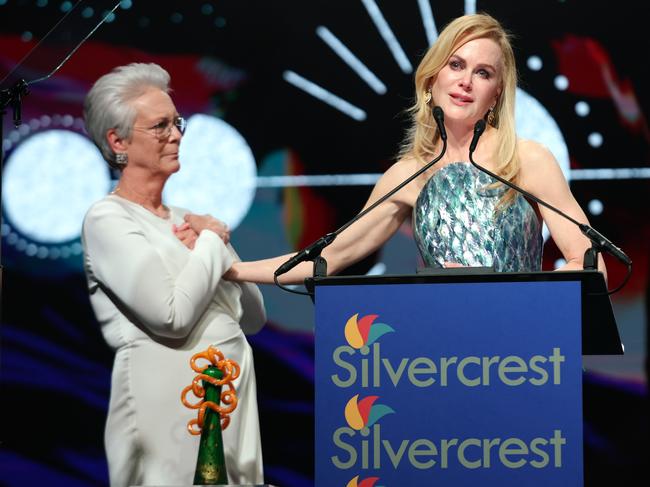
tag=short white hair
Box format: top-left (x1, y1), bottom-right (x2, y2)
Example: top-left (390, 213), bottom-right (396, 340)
top-left (83, 63), bottom-right (170, 169)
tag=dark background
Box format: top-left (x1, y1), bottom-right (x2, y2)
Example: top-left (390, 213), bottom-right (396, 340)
top-left (1, 1), bottom-right (648, 486)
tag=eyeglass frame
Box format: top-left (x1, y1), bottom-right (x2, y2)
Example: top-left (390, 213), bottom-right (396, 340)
top-left (132, 115), bottom-right (187, 139)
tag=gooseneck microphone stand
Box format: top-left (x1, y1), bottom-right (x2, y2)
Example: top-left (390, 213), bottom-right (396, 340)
top-left (273, 106), bottom-right (449, 296)
top-left (468, 119), bottom-right (632, 295)
top-left (0, 80), bottom-right (29, 293)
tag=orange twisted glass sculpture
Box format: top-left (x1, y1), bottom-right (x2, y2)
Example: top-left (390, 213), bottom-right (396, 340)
top-left (181, 346), bottom-right (240, 434)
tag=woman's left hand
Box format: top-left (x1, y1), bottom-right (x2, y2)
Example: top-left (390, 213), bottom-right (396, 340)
top-left (173, 222), bottom-right (199, 249)
top-left (183, 213), bottom-right (231, 244)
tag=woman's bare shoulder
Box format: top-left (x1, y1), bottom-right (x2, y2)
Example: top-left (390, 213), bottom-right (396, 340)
top-left (517, 138), bottom-right (562, 175)
top-left (376, 156), bottom-right (431, 205)
top-left (373, 156), bottom-right (416, 185)
top-left (390, 156), bottom-right (420, 173)
top-left (516, 138), bottom-right (568, 191)
top-left (517, 138), bottom-right (556, 165)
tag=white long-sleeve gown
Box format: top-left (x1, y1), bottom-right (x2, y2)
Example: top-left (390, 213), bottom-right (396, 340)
top-left (81, 195), bottom-right (266, 487)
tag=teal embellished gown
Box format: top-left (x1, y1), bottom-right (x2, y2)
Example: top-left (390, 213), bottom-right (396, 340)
top-left (413, 162), bottom-right (543, 272)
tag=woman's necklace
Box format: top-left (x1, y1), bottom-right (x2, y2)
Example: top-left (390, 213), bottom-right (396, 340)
top-left (112, 186), bottom-right (170, 219)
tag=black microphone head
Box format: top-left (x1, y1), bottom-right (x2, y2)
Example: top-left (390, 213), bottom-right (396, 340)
top-left (474, 118), bottom-right (487, 136)
top-left (469, 119), bottom-right (487, 156)
top-left (432, 105), bottom-right (443, 121)
top-left (432, 106), bottom-right (447, 141)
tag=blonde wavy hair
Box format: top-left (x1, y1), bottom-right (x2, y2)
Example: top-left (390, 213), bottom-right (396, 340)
top-left (400, 13), bottom-right (519, 206)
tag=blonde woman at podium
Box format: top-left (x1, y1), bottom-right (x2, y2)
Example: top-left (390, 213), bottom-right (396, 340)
top-left (81, 63), bottom-right (266, 486)
top-left (226, 13), bottom-right (606, 284)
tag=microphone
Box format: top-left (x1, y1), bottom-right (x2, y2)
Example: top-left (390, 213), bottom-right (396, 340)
top-left (274, 106), bottom-right (449, 278)
top-left (433, 105), bottom-right (447, 141)
top-left (467, 119), bottom-right (631, 268)
top-left (274, 233), bottom-right (337, 277)
top-left (469, 118), bottom-right (486, 154)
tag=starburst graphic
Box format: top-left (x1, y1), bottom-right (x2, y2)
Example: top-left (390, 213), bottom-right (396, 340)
top-left (344, 313), bottom-right (394, 350)
top-left (346, 475), bottom-right (381, 487)
top-left (344, 394), bottom-right (395, 431)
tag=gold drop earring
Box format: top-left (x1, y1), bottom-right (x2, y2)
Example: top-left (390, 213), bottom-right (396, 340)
top-left (487, 105), bottom-right (496, 126)
top-left (424, 90), bottom-right (432, 105)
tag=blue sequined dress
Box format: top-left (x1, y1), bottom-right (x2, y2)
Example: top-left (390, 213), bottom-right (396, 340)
top-left (413, 162), bottom-right (543, 272)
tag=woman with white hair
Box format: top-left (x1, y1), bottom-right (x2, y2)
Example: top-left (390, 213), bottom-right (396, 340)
top-left (82, 62), bottom-right (266, 486)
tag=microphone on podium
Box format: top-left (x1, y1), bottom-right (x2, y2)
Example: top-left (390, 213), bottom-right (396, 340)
top-left (468, 119), bottom-right (632, 272)
top-left (274, 106), bottom-right (449, 281)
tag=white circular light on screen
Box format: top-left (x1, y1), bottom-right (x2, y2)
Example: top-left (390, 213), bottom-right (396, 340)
top-left (2, 129), bottom-right (111, 243)
top-left (554, 75), bottom-right (569, 91)
top-left (515, 88), bottom-right (570, 177)
top-left (588, 199), bottom-right (604, 215)
top-left (588, 132), bottom-right (603, 148)
top-left (164, 114), bottom-right (257, 229)
top-left (527, 56), bottom-right (543, 71)
top-left (554, 258), bottom-right (567, 269)
top-left (575, 101), bottom-right (590, 117)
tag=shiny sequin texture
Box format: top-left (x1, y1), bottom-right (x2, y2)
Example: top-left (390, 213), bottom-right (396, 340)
top-left (414, 162), bottom-right (543, 272)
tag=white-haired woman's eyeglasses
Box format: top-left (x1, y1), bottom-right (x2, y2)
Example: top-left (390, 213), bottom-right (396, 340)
top-left (133, 115), bottom-right (186, 139)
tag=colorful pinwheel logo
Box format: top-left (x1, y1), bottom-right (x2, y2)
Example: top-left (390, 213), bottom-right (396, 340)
top-left (344, 313), bottom-right (394, 349)
top-left (344, 394), bottom-right (395, 431)
top-left (346, 475), bottom-right (380, 487)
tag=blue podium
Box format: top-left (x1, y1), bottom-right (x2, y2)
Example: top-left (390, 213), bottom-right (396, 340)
top-left (310, 270), bottom-right (621, 487)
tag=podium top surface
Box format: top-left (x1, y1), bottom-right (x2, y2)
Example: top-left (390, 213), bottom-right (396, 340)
top-left (309, 268), bottom-right (605, 287)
